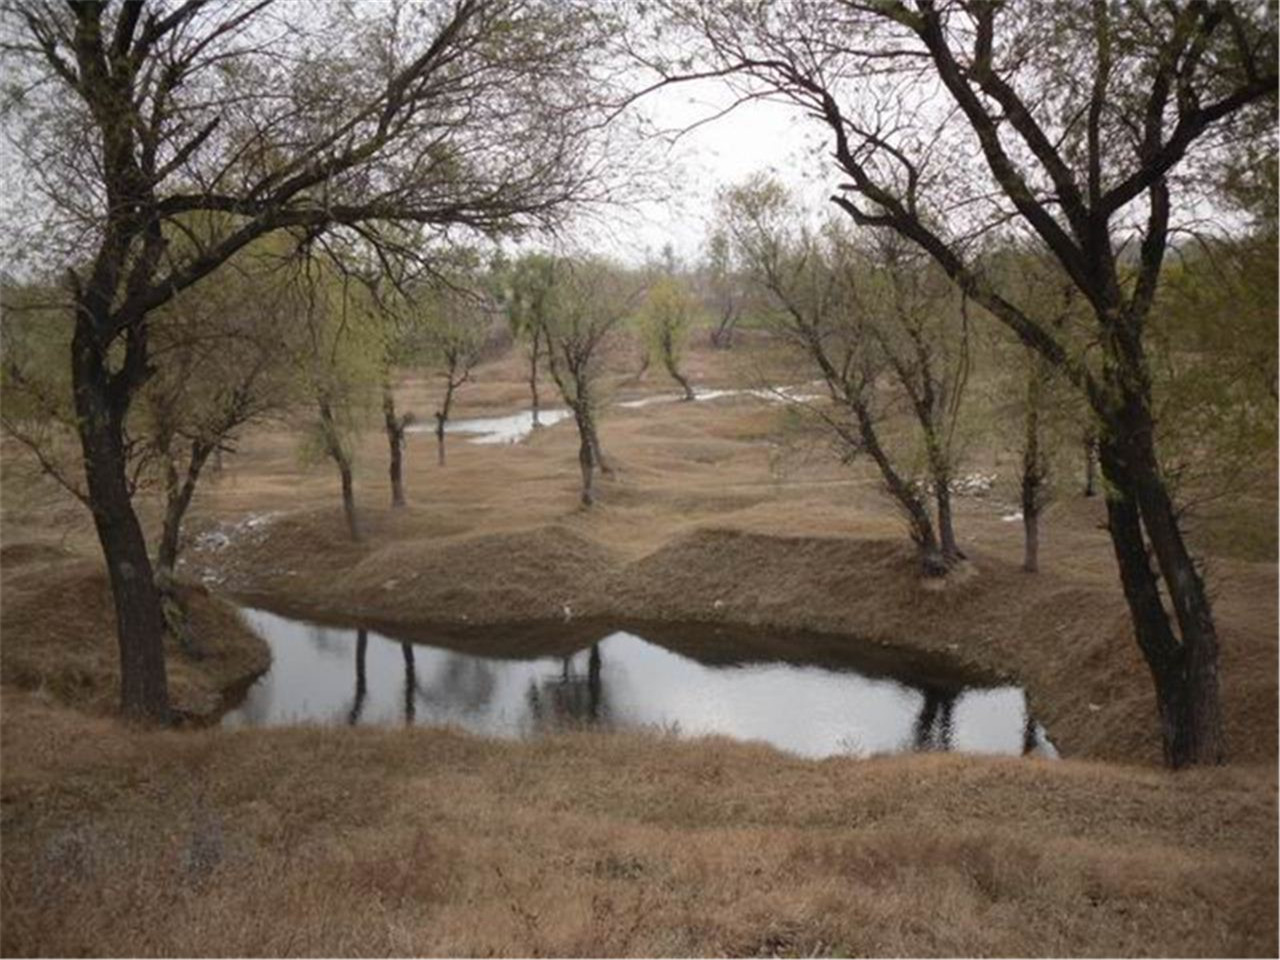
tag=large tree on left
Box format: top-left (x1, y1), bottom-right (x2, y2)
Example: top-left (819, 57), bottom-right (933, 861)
top-left (1, 0), bottom-right (619, 721)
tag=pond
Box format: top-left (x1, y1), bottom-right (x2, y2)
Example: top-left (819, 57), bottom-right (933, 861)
top-left (223, 607), bottom-right (1057, 760)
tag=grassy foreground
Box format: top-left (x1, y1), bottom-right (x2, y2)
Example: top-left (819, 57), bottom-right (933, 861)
top-left (2, 692), bottom-right (1275, 957)
top-left (2, 341), bottom-right (1276, 956)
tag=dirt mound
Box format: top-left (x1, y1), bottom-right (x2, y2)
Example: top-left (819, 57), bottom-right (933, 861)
top-left (609, 527), bottom-right (923, 635)
top-left (253, 524), bottom-right (623, 627)
top-left (1, 557), bottom-right (269, 720)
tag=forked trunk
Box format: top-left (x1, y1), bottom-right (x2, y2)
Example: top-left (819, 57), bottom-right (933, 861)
top-left (72, 322), bottom-right (170, 722)
top-left (851, 398), bottom-right (945, 576)
top-left (1098, 423), bottom-right (1223, 768)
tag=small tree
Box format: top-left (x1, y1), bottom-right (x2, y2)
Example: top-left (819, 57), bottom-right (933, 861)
top-left (420, 285), bottom-right (492, 466)
top-left (539, 257), bottom-right (637, 506)
top-left (506, 254), bottom-right (559, 427)
top-left (286, 252), bottom-right (382, 542)
top-left (642, 275), bottom-right (696, 401)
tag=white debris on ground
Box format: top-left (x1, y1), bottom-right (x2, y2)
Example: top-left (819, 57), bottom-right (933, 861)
top-left (949, 472), bottom-right (998, 497)
top-left (183, 511), bottom-right (282, 587)
top-left (1001, 510), bottom-right (1024, 523)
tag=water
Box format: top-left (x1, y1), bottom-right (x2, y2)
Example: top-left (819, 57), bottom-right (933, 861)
top-left (223, 608), bottom-right (1057, 760)
top-left (411, 383), bottom-right (827, 446)
top-left (405, 408), bottom-right (572, 445)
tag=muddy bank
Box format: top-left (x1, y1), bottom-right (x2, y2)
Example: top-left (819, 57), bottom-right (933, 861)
top-left (0, 546), bottom-right (270, 721)
top-left (192, 515), bottom-right (1276, 766)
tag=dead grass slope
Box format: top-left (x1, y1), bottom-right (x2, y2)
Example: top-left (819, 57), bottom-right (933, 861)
top-left (1, 693), bottom-right (1274, 958)
top-left (0, 547), bottom-right (269, 721)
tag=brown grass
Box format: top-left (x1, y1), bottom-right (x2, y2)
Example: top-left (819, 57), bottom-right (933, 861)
top-left (1, 692), bottom-right (1275, 958)
top-left (1, 336), bottom-right (1275, 956)
top-left (0, 552), bottom-right (268, 721)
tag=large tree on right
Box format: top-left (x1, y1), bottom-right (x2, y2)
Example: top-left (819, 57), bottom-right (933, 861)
top-left (660, 0), bottom-right (1277, 767)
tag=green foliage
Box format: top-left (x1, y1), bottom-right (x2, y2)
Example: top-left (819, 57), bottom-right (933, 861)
top-left (641, 275), bottom-right (694, 365)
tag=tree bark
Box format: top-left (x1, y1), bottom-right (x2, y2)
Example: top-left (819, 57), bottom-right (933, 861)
top-left (1098, 427), bottom-right (1221, 767)
top-left (72, 321), bottom-right (171, 723)
top-left (339, 460), bottom-right (360, 541)
top-left (1083, 431), bottom-right (1099, 497)
top-left (528, 328), bottom-right (543, 428)
top-left (383, 387), bottom-right (406, 508)
top-left (660, 329), bottom-right (696, 400)
top-left (1022, 367), bottom-right (1044, 574)
top-left (850, 399), bottom-right (944, 575)
top-left (576, 406), bottom-right (596, 507)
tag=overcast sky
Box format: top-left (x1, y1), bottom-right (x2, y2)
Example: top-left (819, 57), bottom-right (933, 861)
top-left (570, 77), bottom-right (839, 268)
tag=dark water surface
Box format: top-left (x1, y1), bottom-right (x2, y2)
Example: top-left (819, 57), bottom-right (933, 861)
top-left (223, 607), bottom-right (1057, 760)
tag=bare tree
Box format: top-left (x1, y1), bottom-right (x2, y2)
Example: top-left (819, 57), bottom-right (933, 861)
top-left (722, 176), bottom-right (956, 574)
top-left (656, 0), bottom-right (1277, 766)
top-left (2, 0), bottom-right (627, 721)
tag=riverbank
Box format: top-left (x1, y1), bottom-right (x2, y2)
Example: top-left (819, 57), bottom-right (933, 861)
top-left (0, 545), bottom-right (269, 722)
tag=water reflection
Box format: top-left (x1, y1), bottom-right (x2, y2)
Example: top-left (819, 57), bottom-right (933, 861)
top-left (224, 608), bottom-right (1058, 760)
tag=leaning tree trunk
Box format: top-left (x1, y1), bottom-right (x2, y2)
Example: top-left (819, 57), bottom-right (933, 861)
top-left (1098, 419), bottom-right (1222, 768)
top-left (72, 322), bottom-right (170, 722)
top-left (660, 330), bottom-right (696, 401)
top-left (383, 387), bottom-right (406, 508)
top-left (850, 399), bottom-right (945, 575)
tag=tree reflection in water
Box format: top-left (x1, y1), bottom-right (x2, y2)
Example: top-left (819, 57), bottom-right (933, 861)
top-left (912, 686), bottom-right (957, 751)
top-left (526, 643), bottom-right (605, 729)
top-left (347, 628), bottom-right (369, 725)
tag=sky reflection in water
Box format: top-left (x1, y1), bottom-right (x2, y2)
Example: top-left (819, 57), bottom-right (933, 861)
top-left (223, 607), bottom-right (1057, 760)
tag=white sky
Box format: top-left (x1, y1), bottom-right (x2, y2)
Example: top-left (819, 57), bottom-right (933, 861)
top-left (572, 78), bottom-right (840, 268)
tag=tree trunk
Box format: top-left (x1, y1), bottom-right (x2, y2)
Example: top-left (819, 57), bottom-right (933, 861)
top-left (1098, 426), bottom-right (1222, 767)
top-left (1022, 372), bottom-right (1044, 573)
top-left (528, 329), bottom-right (543, 428)
top-left (1083, 431), bottom-right (1098, 497)
top-left (339, 460), bottom-right (360, 541)
top-left (660, 330), bottom-right (696, 400)
top-left (72, 322), bottom-right (170, 723)
top-left (435, 414), bottom-right (446, 466)
top-left (157, 440), bottom-right (212, 579)
top-left (1022, 505), bottom-right (1040, 574)
top-left (710, 309), bottom-right (737, 349)
top-left (383, 387), bottom-right (406, 508)
top-left (851, 399), bottom-right (945, 575)
top-left (934, 473), bottom-right (961, 563)
top-left (574, 404), bottom-right (596, 506)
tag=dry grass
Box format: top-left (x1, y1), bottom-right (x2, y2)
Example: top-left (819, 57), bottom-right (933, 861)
top-left (0, 551), bottom-right (268, 721)
top-left (1, 692), bottom-right (1275, 957)
top-left (1, 336), bottom-right (1275, 956)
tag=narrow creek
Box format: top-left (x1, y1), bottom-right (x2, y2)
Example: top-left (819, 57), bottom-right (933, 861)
top-left (224, 607), bottom-right (1057, 760)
